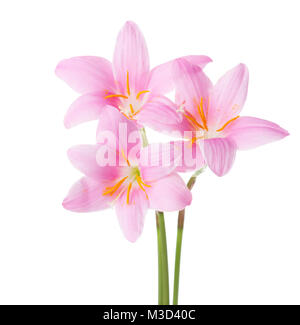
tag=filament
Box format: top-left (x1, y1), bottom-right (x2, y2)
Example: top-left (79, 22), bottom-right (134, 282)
top-left (126, 71), bottom-right (130, 96)
top-left (126, 182), bottom-right (132, 204)
top-left (102, 176), bottom-right (128, 196)
top-left (216, 115), bottom-right (240, 132)
top-left (136, 90), bottom-right (150, 99)
top-left (104, 94), bottom-right (128, 99)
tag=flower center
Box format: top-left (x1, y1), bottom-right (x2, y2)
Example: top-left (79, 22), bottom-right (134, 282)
top-left (102, 150), bottom-right (151, 205)
top-left (104, 71), bottom-right (150, 120)
top-left (181, 98), bottom-right (240, 144)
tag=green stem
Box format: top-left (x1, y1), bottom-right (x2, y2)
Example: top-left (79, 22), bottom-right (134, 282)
top-left (173, 167), bottom-right (206, 305)
top-left (156, 211), bottom-right (169, 304)
top-left (140, 127), bottom-right (148, 148)
top-left (173, 225), bottom-right (183, 305)
top-left (139, 127), bottom-right (169, 305)
top-left (156, 216), bottom-right (163, 304)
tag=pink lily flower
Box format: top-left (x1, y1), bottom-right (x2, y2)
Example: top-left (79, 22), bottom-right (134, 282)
top-left (171, 59), bottom-right (289, 176)
top-left (55, 21), bottom-right (211, 131)
top-left (63, 107), bottom-right (192, 242)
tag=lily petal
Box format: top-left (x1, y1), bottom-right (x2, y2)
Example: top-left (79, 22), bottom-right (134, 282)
top-left (115, 187), bottom-right (149, 242)
top-left (225, 116), bottom-right (289, 150)
top-left (113, 21), bottom-right (149, 93)
top-left (204, 137), bottom-right (237, 176)
top-left (64, 92), bottom-right (116, 128)
top-left (63, 177), bottom-right (111, 212)
top-left (147, 173), bottom-right (192, 211)
top-left (139, 142), bottom-right (182, 181)
top-left (137, 95), bottom-right (181, 132)
top-left (96, 106), bottom-right (141, 163)
top-left (173, 58), bottom-right (213, 118)
top-left (174, 141), bottom-right (206, 172)
top-left (68, 145), bottom-right (123, 181)
top-left (148, 55), bottom-right (212, 95)
top-left (55, 56), bottom-right (115, 94)
top-left (209, 63), bottom-right (249, 128)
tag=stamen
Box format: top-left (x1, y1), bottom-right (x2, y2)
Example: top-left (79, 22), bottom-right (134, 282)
top-left (183, 111), bottom-right (204, 130)
top-left (189, 135), bottom-right (204, 147)
top-left (129, 103), bottom-right (134, 114)
top-left (136, 177), bottom-right (149, 199)
top-left (126, 71), bottom-right (130, 96)
top-left (188, 137), bottom-right (196, 148)
top-left (136, 90), bottom-right (150, 100)
top-left (216, 115), bottom-right (240, 132)
top-left (136, 175), bottom-right (151, 188)
top-left (102, 176), bottom-right (128, 196)
top-left (191, 137), bottom-right (198, 144)
top-left (121, 149), bottom-right (131, 166)
top-left (198, 98), bottom-right (208, 131)
top-left (131, 108), bottom-right (142, 116)
top-left (120, 112), bottom-right (133, 120)
top-left (126, 182), bottom-right (132, 204)
top-left (104, 94), bottom-right (128, 99)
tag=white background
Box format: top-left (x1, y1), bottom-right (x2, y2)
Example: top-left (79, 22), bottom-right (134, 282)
top-left (0, 0), bottom-right (299, 305)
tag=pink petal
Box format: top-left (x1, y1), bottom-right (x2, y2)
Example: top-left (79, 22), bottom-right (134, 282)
top-left (137, 95), bottom-right (181, 132)
top-left (174, 141), bottom-right (206, 172)
top-left (55, 56), bottom-right (115, 94)
top-left (115, 187), bottom-right (149, 242)
top-left (139, 142), bottom-right (182, 181)
top-left (64, 92), bottom-right (114, 128)
top-left (165, 113), bottom-right (196, 138)
top-left (148, 55), bottom-right (212, 95)
top-left (209, 63), bottom-right (249, 128)
top-left (113, 21), bottom-right (149, 94)
top-left (173, 58), bottom-right (213, 119)
top-left (147, 173), bottom-right (192, 211)
top-left (96, 106), bottom-right (141, 164)
top-left (63, 177), bottom-right (111, 212)
top-left (183, 55), bottom-right (213, 67)
top-left (67, 145), bottom-right (123, 181)
top-left (225, 116), bottom-right (289, 150)
top-left (203, 137), bottom-right (237, 176)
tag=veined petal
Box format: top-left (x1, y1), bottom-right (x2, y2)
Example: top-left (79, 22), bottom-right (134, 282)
top-left (225, 116), bottom-right (289, 150)
top-left (139, 142), bottom-right (182, 181)
top-left (137, 95), bottom-right (181, 132)
top-left (115, 187), bottom-right (149, 242)
top-left (67, 145), bottom-right (123, 181)
top-left (173, 58), bottom-right (213, 118)
top-left (162, 113), bottom-right (196, 138)
top-left (148, 55), bottom-right (212, 95)
top-left (64, 92), bottom-right (116, 128)
top-left (147, 173), bottom-right (192, 211)
top-left (55, 56), bottom-right (115, 94)
top-left (174, 141), bottom-right (206, 172)
top-left (204, 137), bottom-right (237, 177)
top-left (63, 177), bottom-right (111, 212)
top-left (96, 106), bottom-right (141, 163)
top-left (113, 21), bottom-right (149, 93)
top-left (183, 55), bottom-right (213, 67)
top-left (209, 63), bottom-right (249, 128)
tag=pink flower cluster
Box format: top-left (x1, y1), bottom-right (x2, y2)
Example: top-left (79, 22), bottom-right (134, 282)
top-left (56, 21), bottom-right (288, 242)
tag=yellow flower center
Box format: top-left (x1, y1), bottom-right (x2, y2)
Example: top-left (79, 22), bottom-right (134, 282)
top-left (102, 149), bottom-right (151, 205)
top-left (104, 71), bottom-right (150, 120)
top-left (181, 97), bottom-right (240, 144)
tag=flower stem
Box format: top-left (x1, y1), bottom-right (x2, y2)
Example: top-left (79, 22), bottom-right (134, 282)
top-left (156, 217), bottom-right (163, 304)
top-left (139, 127), bottom-right (169, 305)
top-left (156, 211), bottom-right (169, 304)
top-left (140, 127), bottom-right (148, 148)
top-left (173, 167), bottom-right (206, 305)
